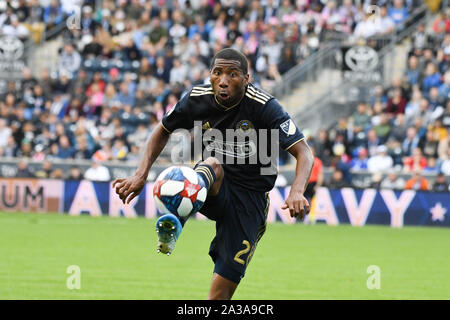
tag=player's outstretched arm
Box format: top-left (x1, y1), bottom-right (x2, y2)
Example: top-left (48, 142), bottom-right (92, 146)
top-left (282, 139), bottom-right (314, 220)
top-left (113, 123), bottom-right (171, 204)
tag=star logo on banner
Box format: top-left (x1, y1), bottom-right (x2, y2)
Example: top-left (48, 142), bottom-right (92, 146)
top-left (430, 202), bottom-right (447, 222)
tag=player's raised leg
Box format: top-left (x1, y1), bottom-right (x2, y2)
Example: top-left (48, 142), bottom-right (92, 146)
top-left (156, 157), bottom-right (224, 254)
top-left (194, 157), bottom-right (224, 197)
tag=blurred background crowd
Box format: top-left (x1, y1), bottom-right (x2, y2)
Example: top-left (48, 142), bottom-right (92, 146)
top-left (307, 6), bottom-right (449, 191)
top-left (0, 0), bottom-right (448, 191)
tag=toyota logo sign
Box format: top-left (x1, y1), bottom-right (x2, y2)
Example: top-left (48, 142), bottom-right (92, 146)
top-left (0, 36), bottom-right (24, 60)
top-left (345, 46), bottom-right (379, 72)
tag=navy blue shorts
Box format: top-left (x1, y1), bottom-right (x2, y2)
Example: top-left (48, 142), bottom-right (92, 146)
top-left (199, 175), bottom-right (269, 284)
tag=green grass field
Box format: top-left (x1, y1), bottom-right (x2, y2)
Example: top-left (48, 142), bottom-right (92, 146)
top-left (0, 211), bottom-right (449, 300)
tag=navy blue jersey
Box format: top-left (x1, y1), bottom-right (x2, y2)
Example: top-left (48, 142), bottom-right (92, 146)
top-left (162, 83), bottom-right (304, 192)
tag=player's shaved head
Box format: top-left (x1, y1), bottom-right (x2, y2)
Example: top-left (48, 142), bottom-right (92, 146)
top-left (211, 48), bottom-right (249, 75)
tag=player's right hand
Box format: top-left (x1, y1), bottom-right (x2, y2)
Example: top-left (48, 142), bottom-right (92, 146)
top-left (281, 191), bottom-right (310, 220)
top-left (112, 175), bottom-right (146, 204)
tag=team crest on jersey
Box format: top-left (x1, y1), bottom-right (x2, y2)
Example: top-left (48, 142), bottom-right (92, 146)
top-left (236, 120), bottom-right (254, 133)
top-left (280, 119), bottom-right (296, 136)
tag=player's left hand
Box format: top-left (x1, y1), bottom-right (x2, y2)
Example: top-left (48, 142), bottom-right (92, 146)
top-left (281, 190), bottom-right (310, 220)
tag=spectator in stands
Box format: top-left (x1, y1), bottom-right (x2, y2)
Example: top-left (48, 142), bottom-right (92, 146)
top-left (375, 5), bottom-right (395, 35)
top-left (418, 48), bottom-right (437, 76)
top-left (390, 113), bottom-right (408, 142)
top-left (84, 159), bottom-right (110, 182)
top-left (370, 102), bottom-right (385, 128)
top-left (367, 145), bottom-right (394, 173)
top-left (116, 82), bottom-right (135, 107)
top-left (311, 129), bottom-right (332, 167)
top-left (373, 113), bottom-right (391, 144)
top-left (80, 5), bottom-right (97, 36)
top-left (50, 168), bottom-right (64, 179)
top-left (154, 55), bottom-right (171, 84)
top-left (73, 136), bottom-right (92, 160)
top-left (366, 128), bottom-right (381, 157)
top-left (67, 165), bottom-right (83, 181)
top-left (388, 0), bottom-right (409, 27)
top-left (441, 148), bottom-right (450, 175)
top-left (4, 135), bottom-right (17, 158)
top-left (127, 144), bottom-right (141, 163)
top-left (349, 147), bottom-right (369, 171)
top-left (428, 86), bottom-right (445, 112)
top-left (2, 15), bottom-right (30, 40)
top-left (380, 171), bottom-right (406, 189)
top-left (57, 135), bottom-right (75, 159)
top-left (16, 139), bottom-right (33, 158)
top-left (413, 98), bottom-right (434, 127)
top-left (82, 33), bottom-right (103, 58)
top-left (43, 0), bottom-right (64, 29)
top-left (170, 58), bottom-right (188, 85)
top-left (338, 0), bottom-right (358, 33)
top-left (33, 142), bottom-right (47, 161)
top-left (405, 55), bottom-right (421, 86)
top-left (433, 172), bottom-right (449, 192)
top-left (432, 10), bottom-right (450, 40)
top-left (34, 160), bottom-right (54, 179)
top-left (405, 170), bottom-right (429, 190)
top-left (424, 156), bottom-right (440, 174)
top-left (351, 102), bottom-right (371, 133)
top-left (58, 43), bottom-right (82, 78)
top-left (16, 160), bottom-right (34, 178)
top-left (386, 88), bottom-right (407, 115)
top-left (402, 127), bottom-right (421, 157)
top-left (371, 84), bottom-right (388, 106)
top-left (439, 70), bottom-right (450, 102)
top-left (411, 23), bottom-right (429, 52)
top-left (403, 147), bottom-right (428, 172)
top-left (430, 118), bottom-right (448, 142)
top-left (326, 169), bottom-right (348, 189)
top-left (422, 62), bottom-right (442, 93)
top-left (354, 11), bottom-right (378, 39)
top-left (112, 139), bottom-right (128, 161)
top-left (0, 118), bottom-right (12, 148)
top-left (278, 45), bottom-right (297, 75)
top-left (22, 68), bottom-right (38, 92)
top-left (420, 130), bottom-right (440, 159)
top-left (28, 0), bottom-right (45, 28)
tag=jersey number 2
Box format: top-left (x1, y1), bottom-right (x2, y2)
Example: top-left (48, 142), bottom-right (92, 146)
top-left (234, 240), bottom-right (251, 266)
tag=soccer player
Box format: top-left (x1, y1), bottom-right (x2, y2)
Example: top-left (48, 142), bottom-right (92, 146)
top-left (113, 48), bottom-right (314, 300)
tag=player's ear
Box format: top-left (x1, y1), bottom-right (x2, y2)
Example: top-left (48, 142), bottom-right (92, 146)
top-left (243, 73), bottom-right (249, 86)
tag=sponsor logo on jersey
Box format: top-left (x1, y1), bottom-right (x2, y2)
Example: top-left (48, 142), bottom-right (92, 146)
top-left (205, 139), bottom-right (257, 159)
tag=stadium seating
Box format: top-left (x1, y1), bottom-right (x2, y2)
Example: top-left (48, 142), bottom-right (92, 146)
top-left (0, 0), bottom-right (448, 191)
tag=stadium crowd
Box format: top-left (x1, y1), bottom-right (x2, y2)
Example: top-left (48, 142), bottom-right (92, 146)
top-left (308, 8), bottom-right (450, 191)
top-left (0, 0), bottom-right (448, 190)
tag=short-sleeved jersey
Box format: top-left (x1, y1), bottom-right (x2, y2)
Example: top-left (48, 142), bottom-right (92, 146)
top-left (162, 83), bottom-right (305, 192)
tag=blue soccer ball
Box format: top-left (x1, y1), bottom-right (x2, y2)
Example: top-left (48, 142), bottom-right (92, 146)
top-left (153, 166), bottom-right (208, 218)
